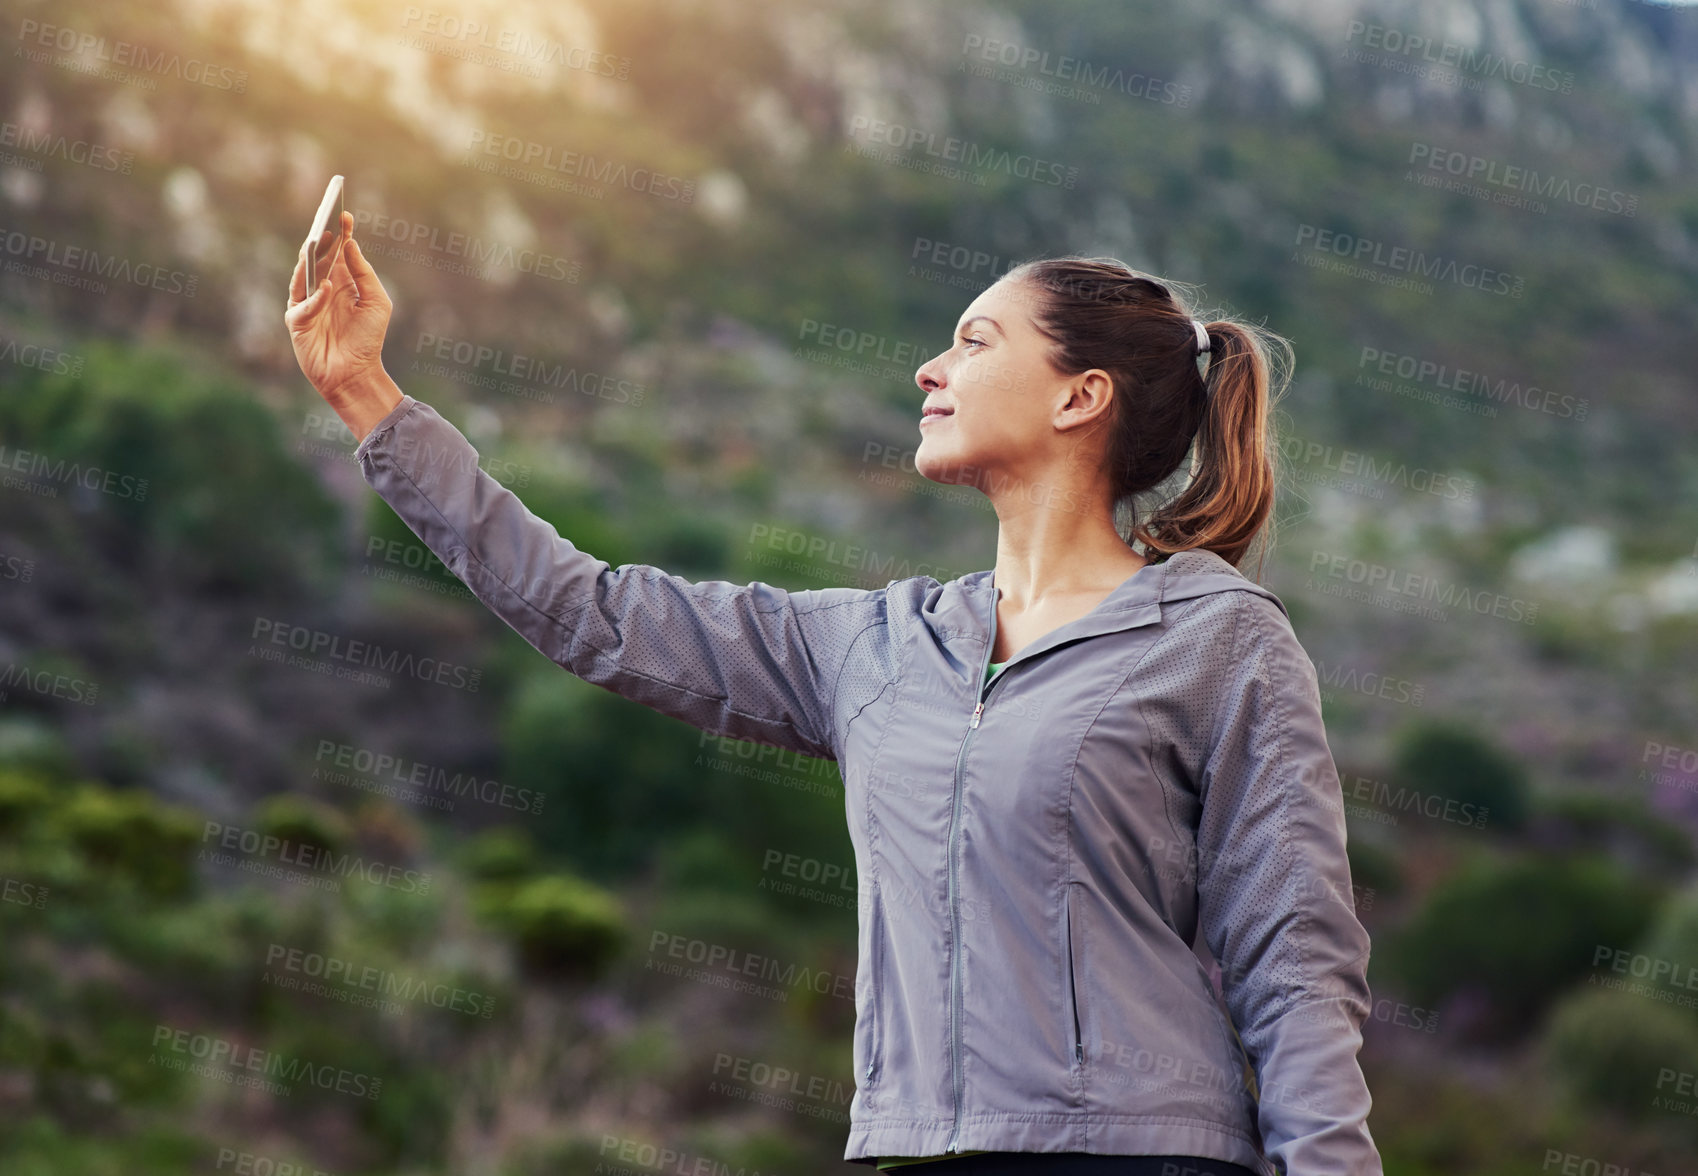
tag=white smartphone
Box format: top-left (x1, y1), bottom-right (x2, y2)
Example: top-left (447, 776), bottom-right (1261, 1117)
top-left (303, 174), bottom-right (345, 290)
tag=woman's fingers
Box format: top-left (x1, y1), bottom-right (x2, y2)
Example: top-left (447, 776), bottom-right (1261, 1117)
top-left (344, 233), bottom-right (386, 307)
top-left (284, 276), bottom-right (329, 331)
top-left (289, 242), bottom-right (308, 305)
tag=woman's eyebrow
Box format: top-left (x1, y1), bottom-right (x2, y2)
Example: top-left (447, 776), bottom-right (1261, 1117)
top-left (956, 315), bottom-right (1002, 335)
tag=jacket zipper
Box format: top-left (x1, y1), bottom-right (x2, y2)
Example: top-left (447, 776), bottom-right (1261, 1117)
top-left (866, 886), bottom-right (885, 1084)
top-left (946, 582), bottom-right (1002, 1153)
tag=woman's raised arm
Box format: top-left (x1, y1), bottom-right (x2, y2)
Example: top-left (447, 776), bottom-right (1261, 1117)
top-left (286, 212), bottom-right (887, 761)
top-left (352, 395), bottom-right (886, 760)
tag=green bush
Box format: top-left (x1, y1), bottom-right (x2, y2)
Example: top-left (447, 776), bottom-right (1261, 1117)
top-left (478, 872), bottom-right (626, 978)
top-left (1542, 986), bottom-right (1698, 1121)
top-left (1388, 718), bottom-right (1531, 832)
top-left (254, 793), bottom-right (351, 856)
top-left (0, 341), bottom-right (342, 596)
top-left (0, 718), bottom-right (78, 782)
top-left (459, 825), bottom-right (540, 882)
top-left (1635, 880), bottom-right (1698, 1004)
top-left (50, 784), bottom-right (202, 899)
top-left (0, 768), bottom-right (55, 833)
top-left (1345, 835), bottom-right (1404, 904)
top-left (500, 670), bottom-right (711, 879)
top-left (1383, 847), bottom-right (1660, 1039)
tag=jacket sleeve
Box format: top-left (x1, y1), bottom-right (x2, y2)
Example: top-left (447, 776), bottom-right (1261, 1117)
top-left (352, 393), bottom-right (884, 761)
top-left (1192, 591), bottom-right (1383, 1176)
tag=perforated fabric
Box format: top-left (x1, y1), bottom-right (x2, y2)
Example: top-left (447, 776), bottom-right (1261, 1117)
top-left (1135, 563), bottom-right (1374, 1168)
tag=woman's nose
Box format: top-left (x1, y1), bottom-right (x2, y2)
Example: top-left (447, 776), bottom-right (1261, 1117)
top-left (915, 359), bottom-right (943, 393)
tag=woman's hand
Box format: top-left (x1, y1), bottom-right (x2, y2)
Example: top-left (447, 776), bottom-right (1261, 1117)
top-left (285, 209), bottom-right (403, 443)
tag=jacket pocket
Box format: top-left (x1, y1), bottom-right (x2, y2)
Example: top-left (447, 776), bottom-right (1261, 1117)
top-left (1064, 883), bottom-right (1085, 1068)
top-left (861, 885), bottom-right (886, 1086)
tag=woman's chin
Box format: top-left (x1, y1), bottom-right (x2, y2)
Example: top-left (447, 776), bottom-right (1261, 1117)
top-left (914, 452), bottom-right (974, 488)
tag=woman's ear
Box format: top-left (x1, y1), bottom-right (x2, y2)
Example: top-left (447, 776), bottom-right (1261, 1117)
top-left (1054, 368), bottom-right (1116, 434)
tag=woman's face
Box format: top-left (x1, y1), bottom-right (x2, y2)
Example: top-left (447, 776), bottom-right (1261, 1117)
top-left (913, 277), bottom-right (1113, 491)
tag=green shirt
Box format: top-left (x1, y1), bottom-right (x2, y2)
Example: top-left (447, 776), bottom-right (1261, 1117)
top-left (878, 663), bottom-right (1005, 1171)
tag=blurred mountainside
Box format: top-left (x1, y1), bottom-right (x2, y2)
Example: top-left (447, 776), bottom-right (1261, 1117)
top-left (2, 0), bottom-right (1697, 791)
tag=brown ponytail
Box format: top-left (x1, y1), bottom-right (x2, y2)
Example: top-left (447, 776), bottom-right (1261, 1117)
top-left (1001, 255), bottom-right (1293, 578)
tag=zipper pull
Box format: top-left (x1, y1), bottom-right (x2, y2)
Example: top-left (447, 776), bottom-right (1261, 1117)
top-left (1076, 1042), bottom-right (1084, 1064)
top-left (970, 700), bottom-right (984, 729)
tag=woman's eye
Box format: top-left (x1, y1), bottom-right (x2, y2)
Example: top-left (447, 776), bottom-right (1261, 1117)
top-left (962, 336), bottom-right (986, 349)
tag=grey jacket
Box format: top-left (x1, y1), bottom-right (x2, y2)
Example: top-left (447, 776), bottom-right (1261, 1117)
top-left (354, 394), bottom-right (1383, 1176)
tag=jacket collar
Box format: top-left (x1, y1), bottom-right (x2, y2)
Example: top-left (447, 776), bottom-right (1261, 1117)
top-left (941, 548), bottom-right (1288, 675)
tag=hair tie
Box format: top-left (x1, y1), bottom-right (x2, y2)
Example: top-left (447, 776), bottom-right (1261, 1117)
top-left (1192, 319), bottom-right (1213, 384)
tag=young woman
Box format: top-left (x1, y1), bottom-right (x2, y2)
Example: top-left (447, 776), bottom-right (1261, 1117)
top-left (287, 216), bottom-right (1382, 1176)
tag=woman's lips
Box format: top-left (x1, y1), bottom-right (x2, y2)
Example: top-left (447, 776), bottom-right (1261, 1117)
top-left (920, 406), bottom-right (954, 425)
